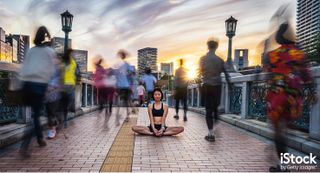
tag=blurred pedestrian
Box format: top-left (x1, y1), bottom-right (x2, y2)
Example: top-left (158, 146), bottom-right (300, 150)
top-left (93, 58), bottom-right (116, 115)
top-left (173, 59), bottom-right (189, 121)
top-left (265, 23), bottom-right (317, 172)
top-left (45, 54), bottom-right (63, 139)
top-left (115, 49), bottom-right (134, 123)
top-left (129, 68), bottom-right (139, 113)
top-left (132, 88), bottom-right (184, 136)
top-left (137, 81), bottom-right (146, 106)
top-left (141, 68), bottom-right (157, 105)
top-left (19, 26), bottom-right (57, 157)
top-left (199, 38), bottom-right (232, 142)
top-left (61, 49), bottom-right (80, 128)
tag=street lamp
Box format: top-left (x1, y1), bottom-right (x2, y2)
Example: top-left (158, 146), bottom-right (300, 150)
top-left (60, 10), bottom-right (73, 54)
top-left (225, 16), bottom-right (237, 72)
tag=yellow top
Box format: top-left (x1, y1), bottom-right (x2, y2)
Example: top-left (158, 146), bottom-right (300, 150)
top-left (63, 57), bottom-right (77, 86)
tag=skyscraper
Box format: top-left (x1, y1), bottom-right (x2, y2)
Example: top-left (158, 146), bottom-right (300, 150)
top-left (160, 62), bottom-right (174, 75)
top-left (72, 49), bottom-right (88, 74)
top-left (297, 0), bottom-right (320, 52)
top-left (51, 37), bottom-right (72, 54)
top-left (137, 47), bottom-right (157, 76)
top-left (12, 35), bottom-right (30, 63)
top-left (234, 49), bottom-right (249, 70)
top-left (5, 35), bottom-right (18, 63)
top-left (0, 28), bottom-right (13, 63)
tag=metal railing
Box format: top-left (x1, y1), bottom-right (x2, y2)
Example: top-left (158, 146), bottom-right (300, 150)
top-left (185, 67), bottom-right (320, 137)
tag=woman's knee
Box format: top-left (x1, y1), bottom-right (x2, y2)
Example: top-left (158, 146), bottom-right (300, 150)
top-left (132, 126), bottom-right (139, 132)
top-left (172, 127), bottom-right (184, 133)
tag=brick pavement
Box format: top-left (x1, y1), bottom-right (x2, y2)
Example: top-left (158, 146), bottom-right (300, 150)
top-left (0, 107), bottom-right (318, 172)
top-left (100, 115), bottom-right (137, 172)
top-left (133, 108), bottom-right (279, 172)
top-left (0, 109), bottom-right (128, 172)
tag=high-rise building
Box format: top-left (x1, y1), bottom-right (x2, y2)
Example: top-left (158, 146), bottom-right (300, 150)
top-left (51, 37), bottom-right (72, 54)
top-left (0, 28), bottom-right (13, 62)
top-left (0, 42), bottom-right (13, 62)
top-left (12, 34), bottom-right (30, 63)
top-left (160, 62), bottom-right (174, 75)
top-left (72, 49), bottom-right (88, 73)
top-left (297, 0), bottom-right (320, 52)
top-left (138, 47), bottom-right (157, 76)
top-left (234, 49), bottom-right (249, 70)
top-left (0, 28), bottom-right (5, 42)
top-left (5, 35), bottom-right (18, 63)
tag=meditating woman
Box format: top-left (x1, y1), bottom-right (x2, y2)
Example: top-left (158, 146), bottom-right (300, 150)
top-left (132, 88), bottom-right (184, 137)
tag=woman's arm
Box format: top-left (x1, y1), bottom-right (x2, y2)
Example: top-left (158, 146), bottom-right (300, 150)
top-left (147, 104), bottom-right (156, 130)
top-left (161, 104), bottom-right (168, 129)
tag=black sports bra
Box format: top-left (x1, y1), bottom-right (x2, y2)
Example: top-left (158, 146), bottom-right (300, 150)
top-left (152, 103), bottom-right (164, 117)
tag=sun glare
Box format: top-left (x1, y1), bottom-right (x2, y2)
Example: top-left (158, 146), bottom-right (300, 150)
top-left (187, 68), bottom-right (197, 80)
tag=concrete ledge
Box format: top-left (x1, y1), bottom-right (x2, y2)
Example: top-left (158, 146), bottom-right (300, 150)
top-left (188, 107), bottom-right (320, 156)
top-left (0, 106), bottom-right (99, 149)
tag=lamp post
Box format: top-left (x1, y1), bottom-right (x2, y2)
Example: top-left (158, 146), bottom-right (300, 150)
top-left (225, 16), bottom-right (237, 72)
top-left (60, 10), bottom-right (73, 54)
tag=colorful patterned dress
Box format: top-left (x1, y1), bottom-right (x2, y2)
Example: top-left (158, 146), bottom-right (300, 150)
top-left (266, 44), bottom-right (313, 123)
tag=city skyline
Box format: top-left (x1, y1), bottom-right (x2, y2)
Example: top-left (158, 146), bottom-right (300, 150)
top-left (0, 0), bottom-right (295, 72)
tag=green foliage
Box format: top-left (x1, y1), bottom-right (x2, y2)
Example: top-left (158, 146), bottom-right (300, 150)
top-left (0, 71), bottom-right (9, 79)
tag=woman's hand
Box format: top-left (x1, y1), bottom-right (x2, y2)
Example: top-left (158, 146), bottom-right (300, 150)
top-left (152, 127), bottom-right (159, 136)
top-left (157, 127), bottom-right (165, 136)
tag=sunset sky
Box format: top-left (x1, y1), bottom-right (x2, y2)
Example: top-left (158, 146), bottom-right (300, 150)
top-left (0, 0), bottom-right (295, 73)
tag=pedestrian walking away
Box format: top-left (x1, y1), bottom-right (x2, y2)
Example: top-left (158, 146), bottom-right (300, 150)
top-left (173, 58), bottom-right (189, 121)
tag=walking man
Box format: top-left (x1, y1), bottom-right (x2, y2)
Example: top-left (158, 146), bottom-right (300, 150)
top-left (199, 38), bottom-right (231, 142)
top-left (173, 59), bottom-right (188, 121)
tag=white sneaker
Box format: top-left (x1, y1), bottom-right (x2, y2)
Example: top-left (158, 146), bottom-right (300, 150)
top-left (47, 129), bottom-right (56, 139)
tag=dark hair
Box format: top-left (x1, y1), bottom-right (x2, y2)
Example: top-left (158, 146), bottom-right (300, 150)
top-left (117, 49), bottom-right (129, 60)
top-left (179, 59), bottom-right (184, 66)
top-left (276, 23), bottom-right (295, 45)
top-left (96, 58), bottom-right (103, 66)
top-left (207, 40), bottom-right (218, 50)
top-left (62, 48), bottom-right (73, 64)
top-left (34, 26), bottom-right (51, 46)
top-left (152, 88), bottom-right (163, 101)
top-left (145, 68), bottom-right (151, 74)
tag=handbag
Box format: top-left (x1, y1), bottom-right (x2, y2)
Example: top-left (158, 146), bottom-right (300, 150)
top-left (5, 72), bottom-right (25, 106)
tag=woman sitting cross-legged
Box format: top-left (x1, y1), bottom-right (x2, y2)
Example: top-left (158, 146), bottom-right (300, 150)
top-left (132, 88), bottom-right (184, 137)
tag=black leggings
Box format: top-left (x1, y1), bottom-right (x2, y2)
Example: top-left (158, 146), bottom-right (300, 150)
top-left (202, 84), bottom-right (221, 130)
top-left (175, 99), bottom-right (187, 114)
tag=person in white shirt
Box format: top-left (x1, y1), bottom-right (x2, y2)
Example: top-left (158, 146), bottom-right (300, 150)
top-left (19, 26), bottom-right (57, 157)
top-left (136, 82), bottom-right (146, 106)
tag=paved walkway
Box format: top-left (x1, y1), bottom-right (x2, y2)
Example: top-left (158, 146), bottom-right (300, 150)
top-left (0, 107), bottom-right (313, 172)
top-left (133, 108), bottom-right (273, 172)
top-left (0, 110), bottom-right (125, 172)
